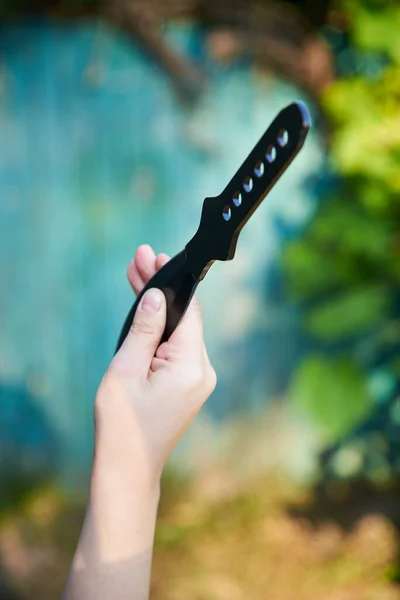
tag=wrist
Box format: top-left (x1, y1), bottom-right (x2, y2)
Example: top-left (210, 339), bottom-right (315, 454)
top-left (94, 386), bottom-right (162, 494)
top-left (93, 424), bottom-right (162, 499)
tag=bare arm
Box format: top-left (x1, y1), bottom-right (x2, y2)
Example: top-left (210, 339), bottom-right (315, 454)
top-left (62, 245), bottom-right (216, 600)
top-left (62, 434), bottom-right (160, 600)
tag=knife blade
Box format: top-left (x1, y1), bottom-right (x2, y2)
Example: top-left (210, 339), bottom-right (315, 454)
top-left (115, 101), bottom-right (311, 353)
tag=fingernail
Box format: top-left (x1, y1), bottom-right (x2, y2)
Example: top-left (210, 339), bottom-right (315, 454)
top-left (139, 288), bottom-right (162, 313)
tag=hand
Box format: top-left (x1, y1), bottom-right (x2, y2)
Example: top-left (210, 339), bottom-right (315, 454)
top-left (63, 245), bottom-right (216, 600)
top-left (95, 244), bottom-right (217, 487)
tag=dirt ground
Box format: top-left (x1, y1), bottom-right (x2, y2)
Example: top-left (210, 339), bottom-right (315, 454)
top-left (0, 473), bottom-right (399, 600)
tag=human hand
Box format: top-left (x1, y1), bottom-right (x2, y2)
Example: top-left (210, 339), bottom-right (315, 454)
top-left (63, 246), bottom-right (216, 600)
top-left (94, 244), bottom-right (217, 487)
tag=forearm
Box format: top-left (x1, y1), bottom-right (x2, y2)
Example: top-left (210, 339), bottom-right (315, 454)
top-left (62, 431), bottom-right (160, 600)
top-left (62, 244), bottom-right (215, 599)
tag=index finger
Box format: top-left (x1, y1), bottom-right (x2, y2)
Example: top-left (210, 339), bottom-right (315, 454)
top-left (168, 294), bottom-right (205, 354)
top-left (152, 257), bottom-right (206, 360)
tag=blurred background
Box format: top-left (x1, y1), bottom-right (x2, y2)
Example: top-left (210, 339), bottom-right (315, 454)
top-left (0, 0), bottom-right (399, 598)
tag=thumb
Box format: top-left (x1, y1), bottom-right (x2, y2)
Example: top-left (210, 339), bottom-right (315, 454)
top-left (116, 288), bottom-right (166, 377)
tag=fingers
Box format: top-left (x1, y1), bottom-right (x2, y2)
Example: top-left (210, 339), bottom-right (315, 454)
top-left (155, 253), bottom-right (170, 271)
top-left (127, 245), bottom-right (156, 295)
top-left (157, 294), bottom-right (205, 362)
top-left (174, 296), bottom-right (204, 352)
top-left (126, 246), bottom-right (204, 363)
top-left (127, 246), bottom-right (170, 296)
top-left (116, 288), bottom-right (167, 379)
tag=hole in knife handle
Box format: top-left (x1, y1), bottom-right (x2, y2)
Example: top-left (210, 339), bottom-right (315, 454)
top-left (243, 176), bottom-right (253, 192)
top-left (277, 129), bottom-right (289, 147)
top-left (254, 161), bottom-right (264, 177)
top-left (233, 191), bottom-right (242, 207)
top-left (222, 205), bottom-right (231, 221)
top-left (266, 145), bottom-right (276, 163)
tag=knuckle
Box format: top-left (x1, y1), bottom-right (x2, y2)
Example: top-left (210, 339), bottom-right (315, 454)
top-left (129, 318), bottom-right (156, 337)
top-left (180, 365), bottom-right (202, 391)
top-left (193, 366), bottom-right (206, 389)
top-left (183, 362), bottom-right (217, 396)
top-left (206, 365), bottom-right (217, 394)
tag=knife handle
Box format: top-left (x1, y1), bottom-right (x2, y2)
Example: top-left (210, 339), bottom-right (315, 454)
top-left (115, 250), bottom-right (198, 353)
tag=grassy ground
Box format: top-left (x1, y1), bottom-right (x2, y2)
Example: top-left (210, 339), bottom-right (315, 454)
top-left (0, 471), bottom-right (398, 600)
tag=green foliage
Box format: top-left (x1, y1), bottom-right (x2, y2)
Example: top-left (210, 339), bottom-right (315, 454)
top-left (284, 0), bottom-right (400, 443)
top-left (345, 0), bottom-right (400, 61)
top-left (289, 355), bottom-right (371, 440)
top-left (306, 285), bottom-right (389, 341)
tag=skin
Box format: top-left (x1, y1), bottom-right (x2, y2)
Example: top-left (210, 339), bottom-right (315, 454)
top-left (62, 244), bottom-right (217, 600)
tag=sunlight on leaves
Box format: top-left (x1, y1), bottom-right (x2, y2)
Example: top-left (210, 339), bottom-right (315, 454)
top-left (290, 355), bottom-right (372, 440)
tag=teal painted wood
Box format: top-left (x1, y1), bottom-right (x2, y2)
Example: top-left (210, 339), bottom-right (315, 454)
top-left (0, 21), bottom-right (325, 483)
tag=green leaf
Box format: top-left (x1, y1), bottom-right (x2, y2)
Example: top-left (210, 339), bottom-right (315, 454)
top-left (306, 285), bottom-right (390, 341)
top-left (282, 241), bottom-right (349, 298)
top-left (289, 355), bottom-right (372, 440)
top-left (311, 200), bottom-right (392, 260)
top-left (351, 3), bottom-right (400, 62)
